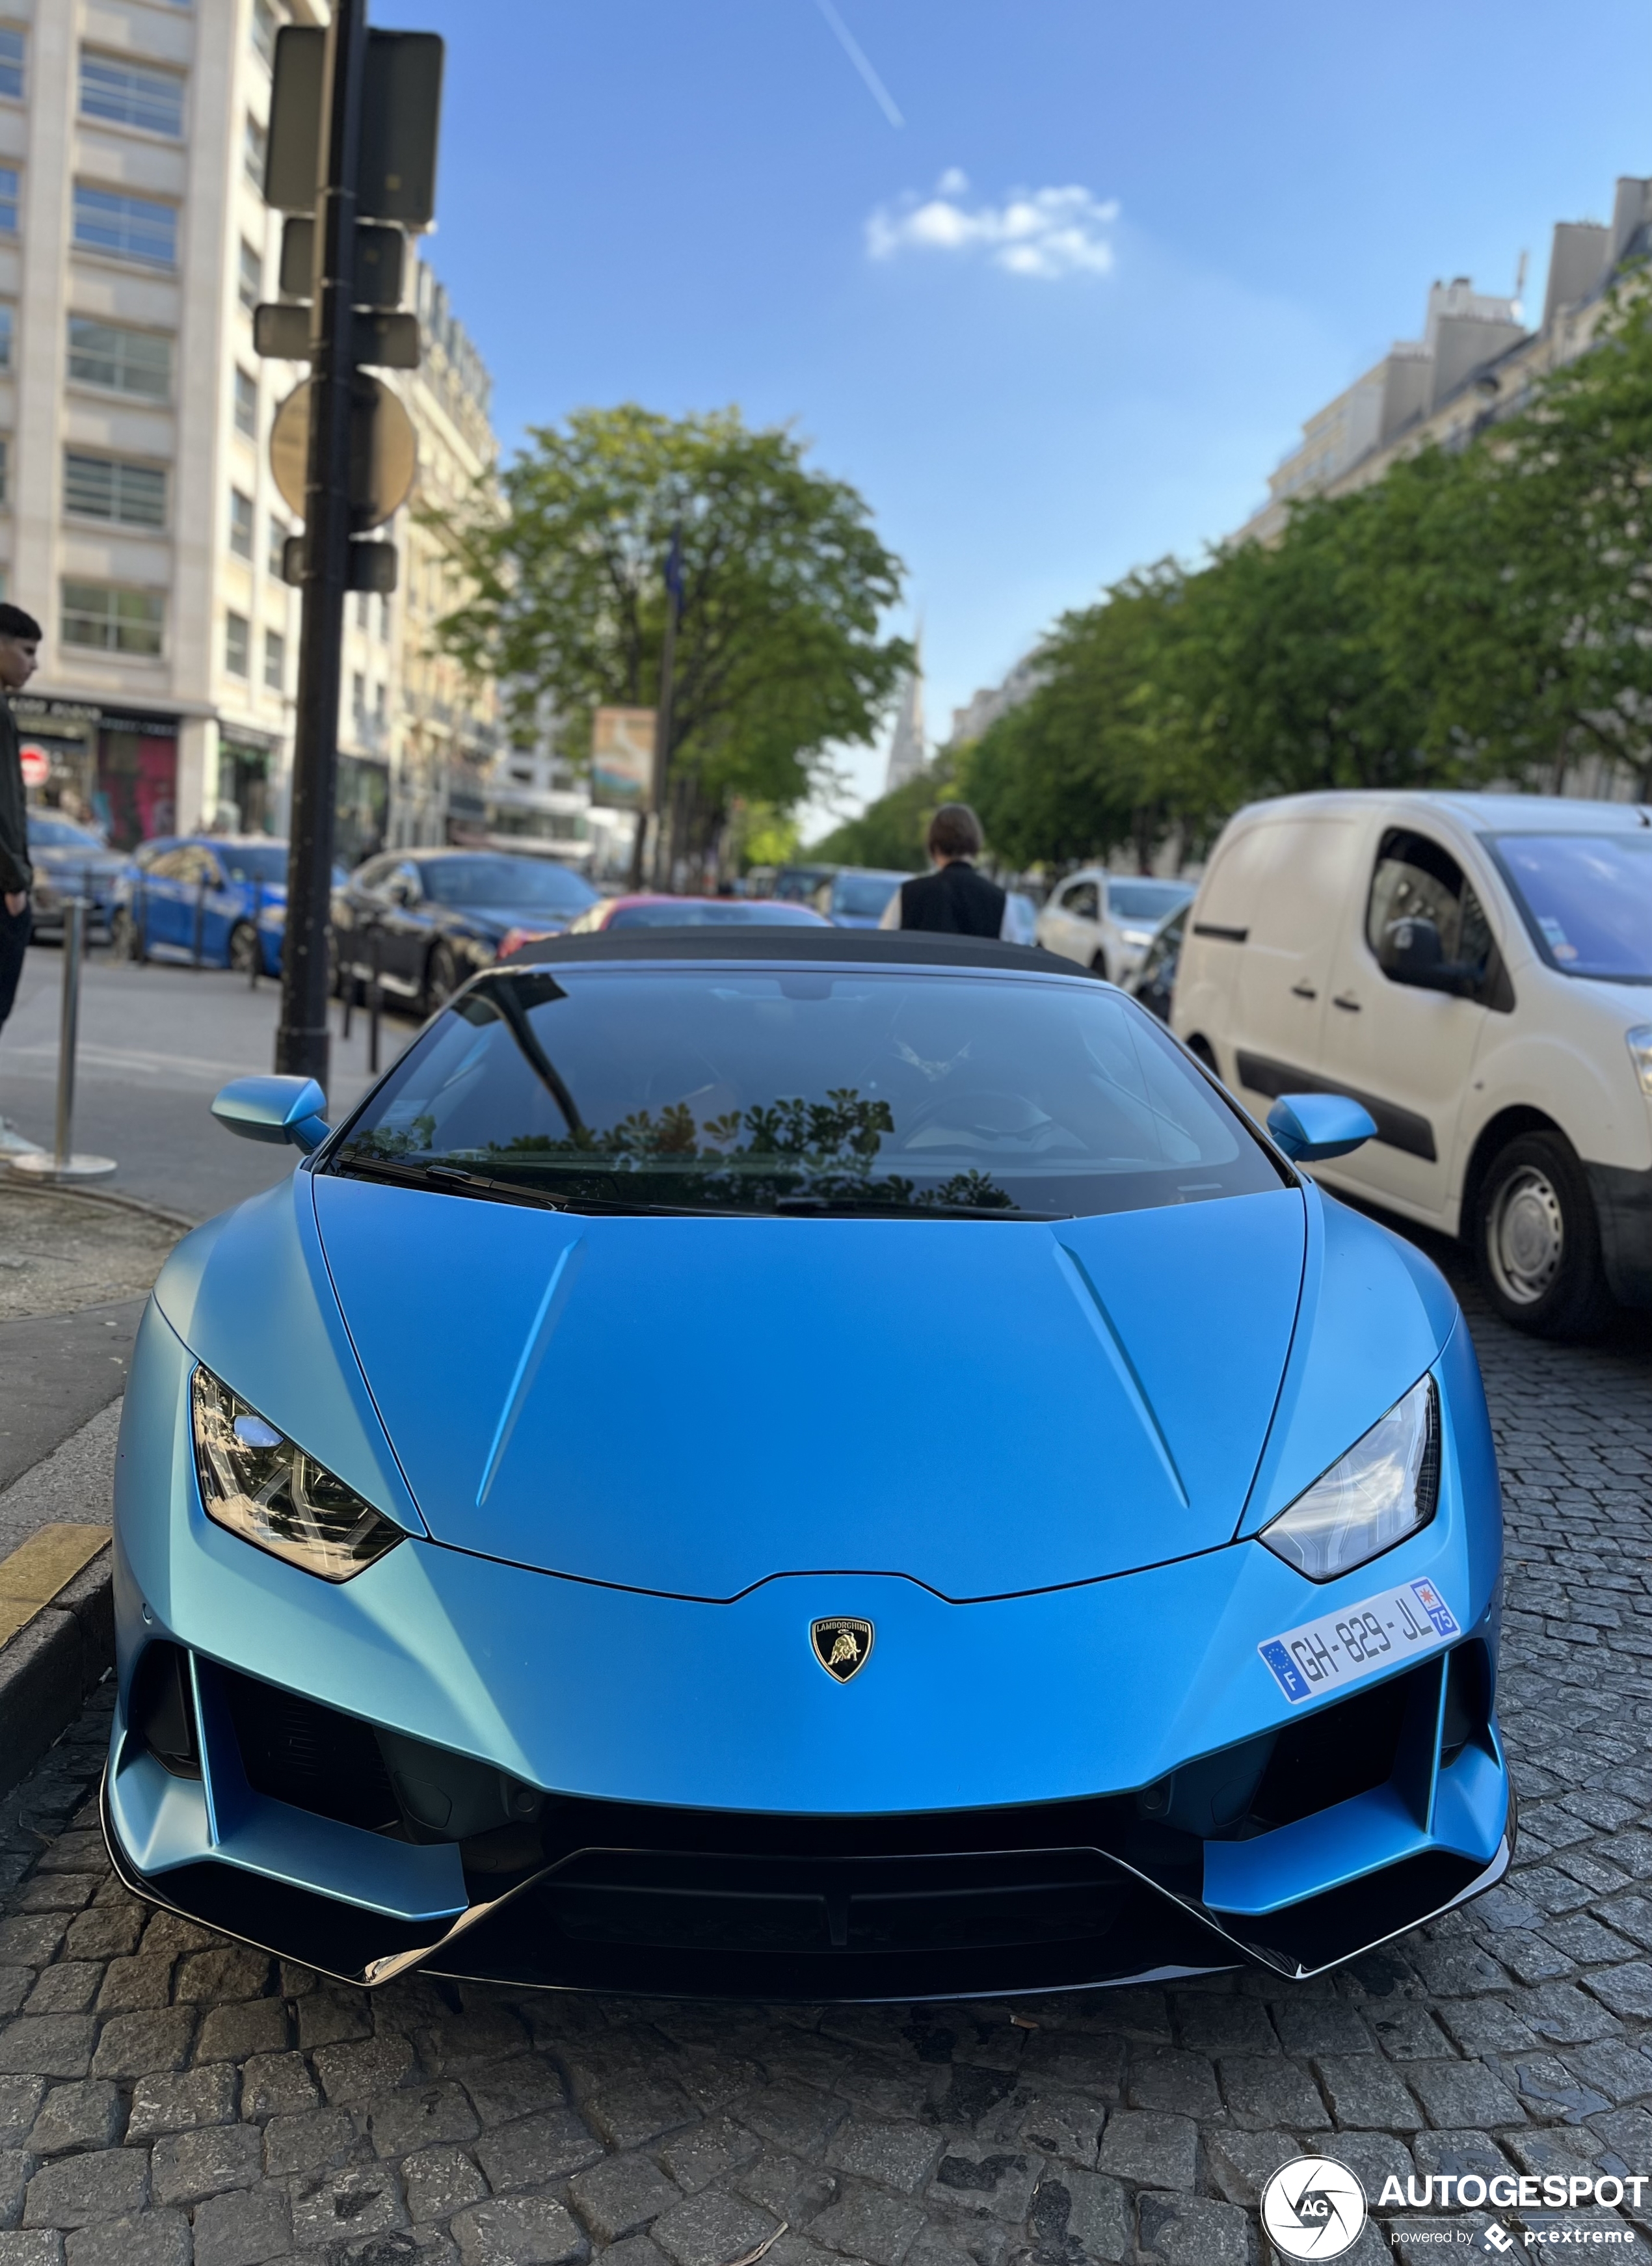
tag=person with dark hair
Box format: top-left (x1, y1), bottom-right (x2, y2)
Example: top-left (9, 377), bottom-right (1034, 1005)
top-left (0, 604), bottom-right (42, 1106)
top-left (880, 801), bottom-right (1009, 938)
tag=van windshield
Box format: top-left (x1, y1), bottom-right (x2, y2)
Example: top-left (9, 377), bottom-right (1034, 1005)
top-left (328, 965), bottom-right (1285, 1219)
top-left (1491, 834), bottom-right (1652, 981)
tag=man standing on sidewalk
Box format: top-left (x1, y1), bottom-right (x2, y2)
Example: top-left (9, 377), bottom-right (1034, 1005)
top-left (0, 603), bottom-right (44, 1154)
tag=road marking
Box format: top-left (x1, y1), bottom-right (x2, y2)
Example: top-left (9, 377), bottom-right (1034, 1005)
top-left (0, 1523), bottom-right (111, 1650)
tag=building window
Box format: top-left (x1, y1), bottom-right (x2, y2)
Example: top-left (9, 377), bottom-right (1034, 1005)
top-left (0, 29), bottom-right (23, 102)
top-left (267, 516), bottom-right (289, 578)
top-left (243, 113), bottom-right (267, 187)
top-left (229, 488), bottom-right (254, 559)
top-left (62, 581), bottom-right (164, 657)
top-left (251, 0), bottom-right (278, 68)
top-left (64, 451), bottom-right (167, 530)
top-left (233, 368), bottom-right (257, 438)
top-left (0, 306), bottom-right (12, 372)
top-left (79, 53), bottom-right (185, 139)
top-left (238, 239), bottom-right (261, 312)
top-left (264, 627), bottom-right (286, 691)
top-left (66, 317), bottom-right (171, 400)
top-left (375, 681), bottom-right (386, 724)
top-left (226, 613), bottom-right (250, 677)
top-left (0, 169), bottom-right (18, 236)
top-left (73, 185), bottom-right (176, 269)
top-left (351, 671), bottom-right (366, 722)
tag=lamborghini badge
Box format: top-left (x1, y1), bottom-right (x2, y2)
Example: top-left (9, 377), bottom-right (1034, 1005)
top-left (811, 1616), bottom-right (874, 1683)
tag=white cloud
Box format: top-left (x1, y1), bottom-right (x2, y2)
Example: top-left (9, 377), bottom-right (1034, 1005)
top-left (866, 176), bottom-right (1120, 281)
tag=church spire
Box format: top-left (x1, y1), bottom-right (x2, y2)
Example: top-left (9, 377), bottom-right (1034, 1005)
top-left (883, 630), bottom-right (927, 794)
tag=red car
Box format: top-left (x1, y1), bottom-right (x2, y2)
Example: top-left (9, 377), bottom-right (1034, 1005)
top-left (498, 894), bottom-right (831, 959)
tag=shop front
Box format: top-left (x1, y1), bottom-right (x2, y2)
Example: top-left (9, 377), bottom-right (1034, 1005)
top-left (15, 698), bottom-right (180, 849)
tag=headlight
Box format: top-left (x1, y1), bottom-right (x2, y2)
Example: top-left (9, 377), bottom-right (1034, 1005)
top-left (1260, 1374), bottom-right (1440, 1582)
top-left (1627, 1026), bottom-right (1652, 1100)
top-left (191, 1368), bottom-right (404, 1582)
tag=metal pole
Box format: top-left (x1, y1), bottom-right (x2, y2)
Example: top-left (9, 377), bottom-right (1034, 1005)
top-left (274, 0), bottom-right (368, 1095)
top-left (368, 926), bottom-right (381, 1076)
top-left (248, 883), bottom-right (260, 988)
top-left (193, 874), bottom-right (206, 966)
top-left (12, 900), bottom-right (114, 1180)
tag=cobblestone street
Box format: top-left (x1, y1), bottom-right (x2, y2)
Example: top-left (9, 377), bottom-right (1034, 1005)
top-left (1, 1251), bottom-right (1649, 2266)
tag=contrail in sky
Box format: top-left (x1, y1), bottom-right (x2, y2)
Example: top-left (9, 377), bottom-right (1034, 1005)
top-left (812, 0), bottom-right (905, 127)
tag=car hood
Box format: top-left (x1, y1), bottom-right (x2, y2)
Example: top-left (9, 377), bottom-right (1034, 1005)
top-left (306, 1177), bottom-right (1311, 1601)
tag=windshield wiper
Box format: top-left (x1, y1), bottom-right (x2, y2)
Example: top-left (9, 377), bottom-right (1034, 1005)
top-left (771, 1194), bottom-right (1060, 1220)
top-left (330, 1154), bottom-right (739, 1217)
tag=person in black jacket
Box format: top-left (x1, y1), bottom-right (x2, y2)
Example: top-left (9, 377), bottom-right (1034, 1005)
top-left (0, 602), bottom-right (42, 1043)
top-left (881, 803), bottom-right (1007, 937)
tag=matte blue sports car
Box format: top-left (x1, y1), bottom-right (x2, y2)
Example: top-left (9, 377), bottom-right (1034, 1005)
top-left (104, 930), bottom-right (1510, 1998)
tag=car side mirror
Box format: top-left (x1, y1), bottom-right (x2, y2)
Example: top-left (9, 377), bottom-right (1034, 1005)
top-left (1267, 1091), bottom-right (1377, 1162)
top-left (1379, 916), bottom-right (1445, 984)
top-left (211, 1075), bottom-right (330, 1153)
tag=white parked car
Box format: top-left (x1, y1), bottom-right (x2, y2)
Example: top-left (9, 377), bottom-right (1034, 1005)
top-left (1035, 871), bottom-right (1195, 982)
top-left (1171, 790), bottom-right (1652, 1336)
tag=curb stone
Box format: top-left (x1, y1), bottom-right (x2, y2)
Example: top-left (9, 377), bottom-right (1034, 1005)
top-left (0, 1547), bottom-right (113, 1798)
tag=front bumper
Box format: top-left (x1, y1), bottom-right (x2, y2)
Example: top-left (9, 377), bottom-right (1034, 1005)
top-left (105, 1301), bottom-right (1512, 1999)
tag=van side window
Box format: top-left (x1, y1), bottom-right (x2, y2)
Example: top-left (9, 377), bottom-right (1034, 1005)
top-left (1062, 879), bottom-right (1099, 921)
top-left (1366, 829), bottom-right (1490, 974)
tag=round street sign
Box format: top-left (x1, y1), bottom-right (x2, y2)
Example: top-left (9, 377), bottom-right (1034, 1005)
top-left (269, 375), bottom-right (416, 531)
top-left (19, 746), bottom-right (49, 789)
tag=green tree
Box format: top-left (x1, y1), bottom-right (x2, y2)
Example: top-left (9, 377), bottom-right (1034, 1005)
top-left (429, 405), bottom-right (911, 870)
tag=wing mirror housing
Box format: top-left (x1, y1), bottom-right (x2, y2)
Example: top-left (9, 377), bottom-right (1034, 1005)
top-left (1267, 1091), bottom-right (1377, 1163)
top-left (211, 1075), bottom-right (330, 1153)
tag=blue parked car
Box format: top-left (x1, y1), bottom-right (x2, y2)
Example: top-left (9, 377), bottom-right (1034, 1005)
top-left (26, 813), bottom-right (126, 939)
top-left (812, 866), bottom-right (908, 929)
top-left (111, 837), bottom-right (337, 976)
top-left (105, 928), bottom-right (1509, 1999)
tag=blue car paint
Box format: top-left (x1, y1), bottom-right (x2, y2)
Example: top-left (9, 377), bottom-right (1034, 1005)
top-left (113, 1288), bottom-right (1497, 1825)
top-left (308, 1175), bottom-right (1309, 1598)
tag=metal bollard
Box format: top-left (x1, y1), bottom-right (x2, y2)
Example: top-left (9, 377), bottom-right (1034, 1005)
top-left (12, 900), bottom-right (116, 1179)
top-left (248, 883), bottom-right (260, 989)
top-left (193, 875), bottom-right (206, 966)
top-left (368, 928), bottom-right (382, 1075)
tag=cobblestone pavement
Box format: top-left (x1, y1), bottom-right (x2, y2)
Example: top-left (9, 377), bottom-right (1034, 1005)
top-left (1, 1256), bottom-right (1649, 2266)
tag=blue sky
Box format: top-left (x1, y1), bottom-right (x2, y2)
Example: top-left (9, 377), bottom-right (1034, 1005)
top-left (390, 0), bottom-right (1652, 821)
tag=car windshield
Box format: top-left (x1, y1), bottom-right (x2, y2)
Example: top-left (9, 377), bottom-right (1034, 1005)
top-left (216, 844), bottom-right (289, 886)
top-left (29, 818), bottom-right (106, 849)
top-left (834, 875), bottom-right (902, 918)
top-left (609, 900), bottom-right (827, 929)
top-left (1108, 880), bottom-right (1192, 924)
top-left (1491, 833), bottom-right (1652, 981)
top-left (330, 966), bottom-right (1284, 1219)
top-left (420, 856), bottom-right (599, 911)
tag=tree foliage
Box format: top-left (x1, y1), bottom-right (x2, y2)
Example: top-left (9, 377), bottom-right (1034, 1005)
top-left (965, 286), bottom-right (1652, 868)
top-left (429, 406), bottom-right (912, 855)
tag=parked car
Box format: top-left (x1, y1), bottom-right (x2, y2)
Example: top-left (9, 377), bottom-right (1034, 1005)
top-left (25, 813), bottom-right (125, 939)
top-left (111, 836), bottom-right (302, 974)
top-left (1002, 889), bottom-right (1039, 948)
top-left (1127, 900), bottom-right (1190, 1023)
top-left (773, 862), bottom-right (838, 903)
top-left (1037, 871), bottom-right (1196, 982)
top-left (1172, 789), bottom-right (1652, 1337)
top-left (812, 868), bottom-right (908, 929)
top-left (333, 850), bottom-right (600, 1015)
top-left (115, 927), bottom-right (1508, 1997)
top-left (553, 894), bottom-right (833, 939)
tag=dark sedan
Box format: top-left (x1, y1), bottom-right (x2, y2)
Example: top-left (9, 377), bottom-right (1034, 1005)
top-left (333, 849), bottom-right (600, 1015)
top-left (26, 814), bottom-right (125, 939)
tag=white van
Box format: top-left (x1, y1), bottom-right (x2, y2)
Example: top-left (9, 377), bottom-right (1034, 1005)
top-left (1171, 790), bottom-right (1652, 1337)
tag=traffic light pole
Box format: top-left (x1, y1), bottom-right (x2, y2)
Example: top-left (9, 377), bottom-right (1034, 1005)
top-left (274, 0), bottom-right (368, 1089)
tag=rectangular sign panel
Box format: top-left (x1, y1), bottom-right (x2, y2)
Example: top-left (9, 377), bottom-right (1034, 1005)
top-left (590, 706), bottom-right (656, 811)
top-left (1258, 1577), bottom-right (1459, 1704)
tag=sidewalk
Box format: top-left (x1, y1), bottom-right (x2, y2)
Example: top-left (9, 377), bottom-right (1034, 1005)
top-left (0, 942), bottom-right (415, 1221)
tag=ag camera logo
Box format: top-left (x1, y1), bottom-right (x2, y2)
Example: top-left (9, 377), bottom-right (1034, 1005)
top-left (1262, 2156), bottom-right (1369, 2260)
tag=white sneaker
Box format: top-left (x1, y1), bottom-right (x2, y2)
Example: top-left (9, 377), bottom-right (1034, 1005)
top-left (0, 1115), bottom-right (45, 1156)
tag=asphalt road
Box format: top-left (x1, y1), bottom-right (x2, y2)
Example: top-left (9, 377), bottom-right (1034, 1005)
top-left (0, 941), bottom-right (419, 1223)
top-left (1, 1255), bottom-right (1651, 2266)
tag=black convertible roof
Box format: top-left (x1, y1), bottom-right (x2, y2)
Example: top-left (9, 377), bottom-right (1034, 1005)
top-left (497, 928), bottom-right (1095, 978)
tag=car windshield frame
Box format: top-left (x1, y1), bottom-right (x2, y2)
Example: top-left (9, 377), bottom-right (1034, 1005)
top-left (323, 958), bottom-right (1290, 1222)
top-left (418, 855), bottom-right (600, 911)
top-left (1484, 829), bottom-right (1652, 984)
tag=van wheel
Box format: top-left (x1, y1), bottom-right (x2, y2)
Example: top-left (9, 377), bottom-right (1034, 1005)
top-left (1473, 1131), bottom-right (1611, 1338)
top-left (1090, 950), bottom-right (1111, 982)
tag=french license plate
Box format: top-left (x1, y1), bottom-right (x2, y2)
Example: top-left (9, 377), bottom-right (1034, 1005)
top-left (1258, 1577), bottom-right (1460, 1705)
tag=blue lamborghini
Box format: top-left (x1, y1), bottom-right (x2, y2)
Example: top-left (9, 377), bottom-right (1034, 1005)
top-left (103, 930), bottom-right (1510, 1998)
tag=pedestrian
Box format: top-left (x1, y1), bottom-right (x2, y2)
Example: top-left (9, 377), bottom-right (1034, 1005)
top-left (0, 602), bottom-right (43, 1154)
top-left (879, 802), bottom-right (1009, 938)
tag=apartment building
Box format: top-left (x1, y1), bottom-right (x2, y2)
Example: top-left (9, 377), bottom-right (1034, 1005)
top-left (3, 0), bottom-right (503, 863)
top-left (1237, 173), bottom-right (1652, 545)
